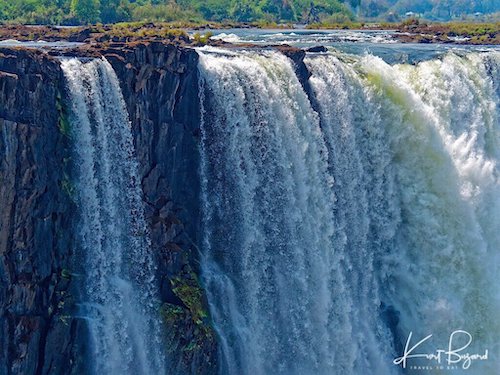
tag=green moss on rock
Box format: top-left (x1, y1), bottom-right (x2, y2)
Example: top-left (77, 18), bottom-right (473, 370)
top-left (56, 90), bottom-right (71, 137)
top-left (160, 268), bottom-right (217, 369)
top-left (61, 268), bottom-right (72, 280)
top-left (61, 172), bottom-right (76, 199)
top-left (160, 303), bottom-right (184, 325)
top-left (160, 302), bottom-right (216, 358)
top-left (170, 270), bottom-right (208, 325)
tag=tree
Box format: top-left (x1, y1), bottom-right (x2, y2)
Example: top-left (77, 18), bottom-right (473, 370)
top-left (348, 0), bottom-right (361, 9)
top-left (71, 0), bottom-right (100, 24)
top-left (100, 0), bottom-right (130, 23)
top-left (197, 0), bottom-right (232, 21)
top-left (231, 0), bottom-right (260, 22)
top-left (280, 0), bottom-right (296, 20)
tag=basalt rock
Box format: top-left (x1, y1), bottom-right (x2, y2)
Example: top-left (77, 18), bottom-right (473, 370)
top-left (0, 42), bottom-right (218, 375)
top-left (0, 47), bottom-right (80, 375)
top-left (101, 42), bottom-right (218, 375)
top-left (274, 45), bottom-right (322, 117)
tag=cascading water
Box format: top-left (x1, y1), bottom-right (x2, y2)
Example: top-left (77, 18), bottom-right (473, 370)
top-left (198, 48), bottom-right (500, 374)
top-left (60, 58), bottom-right (165, 374)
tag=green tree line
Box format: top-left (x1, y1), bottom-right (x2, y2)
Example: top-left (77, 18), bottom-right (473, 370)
top-left (0, 0), bottom-right (361, 25)
top-left (361, 0), bottom-right (500, 21)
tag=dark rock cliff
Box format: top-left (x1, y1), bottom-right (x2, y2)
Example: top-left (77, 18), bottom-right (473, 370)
top-left (0, 43), bottom-right (216, 375)
top-left (103, 42), bottom-right (217, 375)
top-left (0, 41), bottom-right (312, 375)
top-left (0, 48), bottom-right (78, 375)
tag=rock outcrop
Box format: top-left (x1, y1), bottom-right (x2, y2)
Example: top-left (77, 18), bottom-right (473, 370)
top-left (103, 42), bottom-right (217, 375)
top-left (0, 47), bottom-right (79, 375)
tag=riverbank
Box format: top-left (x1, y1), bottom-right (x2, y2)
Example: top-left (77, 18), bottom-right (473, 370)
top-left (0, 20), bottom-right (498, 45)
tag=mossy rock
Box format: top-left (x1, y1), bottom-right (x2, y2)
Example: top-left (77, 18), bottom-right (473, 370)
top-left (61, 172), bottom-right (76, 199)
top-left (163, 267), bottom-right (217, 370)
top-left (170, 270), bottom-right (208, 325)
top-left (61, 268), bottom-right (72, 280)
top-left (56, 91), bottom-right (71, 137)
top-left (160, 302), bottom-right (215, 358)
top-left (160, 303), bottom-right (185, 325)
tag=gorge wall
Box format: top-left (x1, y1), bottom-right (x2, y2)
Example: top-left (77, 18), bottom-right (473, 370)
top-left (0, 42), bottom-right (224, 375)
top-left (0, 47), bottom-right (76, 375)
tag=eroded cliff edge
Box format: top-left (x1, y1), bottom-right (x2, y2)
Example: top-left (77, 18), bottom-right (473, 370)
top-left (0, 41), bottom-right (312, 375)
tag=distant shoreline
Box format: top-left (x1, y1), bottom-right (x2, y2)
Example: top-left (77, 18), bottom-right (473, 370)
top-left (0, 21), bottom-right (498, 46)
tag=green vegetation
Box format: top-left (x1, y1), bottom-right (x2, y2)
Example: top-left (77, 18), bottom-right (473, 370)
top-left (0, 0), bottom-right (498, 25)
top-left (192, 31), bottom-right (212, 45)
top-left (56, 91), bottom-right (71, 137)
top-left (0, 1), bottom-right (497, 43)
top-left (360, 0), bottom-right (499, 22)
top-left (106, 23), bottom-right (189, 38)
top-left (57, 108), bottom-right (71, 136)
top-left (61, 268), bottom-right (72, 279)
top-left (160, 301), bottom-right (215, 360)
top-left (444, 21), bottom-right (499, 36)
top-left (55, 289), bottom-right (75, 326)
top-left (161, 303), bottom-right (185, 325)
top-left (0, 0), bottom-right (358, 25)
top-left (71, 0), bottom-right (100, 23)
top-left (160, 268), bottom-right (216, 363)
top-left (61, 173), bottom-right (76, 198)
top-left (170, 269), bottom-right (208, 324)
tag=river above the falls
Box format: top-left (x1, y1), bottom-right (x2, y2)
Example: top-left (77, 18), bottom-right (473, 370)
top-left (206, 28), bottom-right (499, 64)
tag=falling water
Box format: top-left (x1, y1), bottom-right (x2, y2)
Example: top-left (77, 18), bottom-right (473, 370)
top-left (198, 48), bottom-right (500, 374)
top-left (60, 57), bottom-right (165, 374)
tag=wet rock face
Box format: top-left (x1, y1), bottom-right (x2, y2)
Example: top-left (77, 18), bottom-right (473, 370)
top-left (103, 42), bottom-right (202, 253)
top-left (0, 43), bottom-right (218, 375)
top-left (103, 42), bottom-right (218, 375)
top-left (0, 48), bottom-right (78, 375)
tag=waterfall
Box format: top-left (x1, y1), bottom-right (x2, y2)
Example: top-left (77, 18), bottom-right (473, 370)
top-left (198, 48), bottom-right (500, 374)
top-left (60, 58), bottom-right (165, 374)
